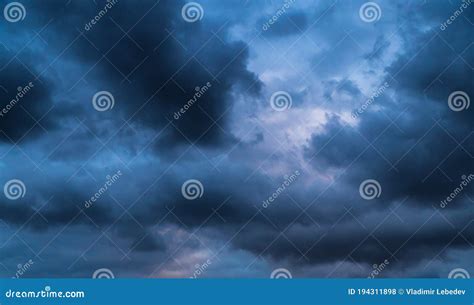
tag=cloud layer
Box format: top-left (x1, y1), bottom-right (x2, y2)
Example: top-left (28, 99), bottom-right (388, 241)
top-left (0, 0), bottom-right (472, 279)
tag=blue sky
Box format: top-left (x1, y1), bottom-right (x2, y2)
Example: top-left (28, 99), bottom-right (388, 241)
top-left (0, 0), bottom-right (473, 278)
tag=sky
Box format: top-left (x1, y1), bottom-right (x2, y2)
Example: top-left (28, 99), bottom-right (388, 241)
top-left (0, 0), bottom-right (473, 279)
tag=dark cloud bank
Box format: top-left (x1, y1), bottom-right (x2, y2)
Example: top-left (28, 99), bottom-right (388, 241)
top-left (0, 0), bottom-right (472, 278)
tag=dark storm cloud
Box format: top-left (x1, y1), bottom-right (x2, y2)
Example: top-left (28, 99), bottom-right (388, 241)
top-left (130, 233), bottom-right (166, 252)
top-left (0, 184), bottom-right (115, 229)
top-left (0, 49), bottom-right (55, 142)
top-left (305, 1), bottom-right (474, 205)
top-left (1, 0), bottom-right (472, 279)
top-left (389, 30), bottom-right (473, 104)
top-left (305, 110), bottom-right (474, 205)
top-left (230, 204), bottom-right (474, 268)
top-left (21, 0), bottom-right (262, 147)
top-left (131, 163), bottom-right (473, 272)
top-left (246, 0), bottom-right (473, 274)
